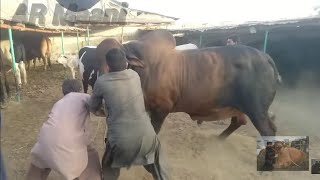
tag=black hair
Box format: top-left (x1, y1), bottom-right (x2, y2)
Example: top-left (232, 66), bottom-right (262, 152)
top-left (105, 48), bottom-right (128, 72)
top-left (267, 142), bottom-right (273, 145)
top-left (62, 79), bottom-right (82, 95)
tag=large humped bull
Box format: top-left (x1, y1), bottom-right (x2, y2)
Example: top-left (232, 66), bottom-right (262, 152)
top-left (96, 30), bottom-right (281, 138)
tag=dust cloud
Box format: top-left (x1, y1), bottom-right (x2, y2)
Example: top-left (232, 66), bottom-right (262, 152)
top-left (271, 71), bottom-right (320, 138)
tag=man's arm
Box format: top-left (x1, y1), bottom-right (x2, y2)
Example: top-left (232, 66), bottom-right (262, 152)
top-left (88, 81), bottom-right (105, 117)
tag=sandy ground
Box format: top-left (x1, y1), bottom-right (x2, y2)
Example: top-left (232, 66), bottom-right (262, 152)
top-left (1, 62), bottom-right (320, 180)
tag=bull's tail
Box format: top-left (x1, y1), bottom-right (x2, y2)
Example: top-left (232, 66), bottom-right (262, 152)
top-left (266, 54), bottom-right (282, 85)
top-left (45, 37), bottom-right (52, 58)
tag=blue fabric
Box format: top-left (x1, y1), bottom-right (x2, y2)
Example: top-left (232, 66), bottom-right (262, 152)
top-left (0, 152), bottom-right (7, 180)
top-left (0, 112), bottom-right (7, 180)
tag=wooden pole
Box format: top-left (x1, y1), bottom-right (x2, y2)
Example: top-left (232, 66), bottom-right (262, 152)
top-left (263, 30), bottom-right (269, 53)
top-left (61, 32), bottom-right (65, 55)
top-left (86, 26), bottom-right (90, 46)
top-left (120, 26), bottom-right (124, 43)
top-left (61, 32), bottom-right (66, 78)
top-left (8, 28), bottom-right (20, 102)
top-left (77, 31), bottom-right (80, 52)
top-left (199, 34), bottom-right (203, 48)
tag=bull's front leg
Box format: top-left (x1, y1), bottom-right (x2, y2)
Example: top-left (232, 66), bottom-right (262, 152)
top-left (18, 62), bottom-right (27, 85)
top-left (149, 108), bottom-right (169, 134)
top-left (33, 58), bottom-right (37, 69)
top-left (14, 63), bottom-right (22, 87)
top-left (82, 79), bottom-right (89, 93)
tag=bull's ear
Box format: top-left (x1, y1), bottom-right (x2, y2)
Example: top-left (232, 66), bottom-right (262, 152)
top-left (127, 56), bottom-right (145, 68)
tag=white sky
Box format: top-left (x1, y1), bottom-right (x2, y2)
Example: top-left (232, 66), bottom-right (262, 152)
top-left (128, 0), bottom-right (320, 25)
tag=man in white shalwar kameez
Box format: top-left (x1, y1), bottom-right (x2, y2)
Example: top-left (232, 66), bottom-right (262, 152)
top-left (26, 79), bottom-right (102, 180)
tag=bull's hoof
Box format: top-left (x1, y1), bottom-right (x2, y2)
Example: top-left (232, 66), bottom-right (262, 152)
top-left (218, 134), bottom-right (229, 141)
top-left (218, 134), bottom-right (228, 140)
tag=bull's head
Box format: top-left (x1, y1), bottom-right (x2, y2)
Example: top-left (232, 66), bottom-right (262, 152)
top-left (124, 29), bottom-right (176, 69)
top-left (274, 141), bottom-right (285, 153)
top-left (57, 55), bottom-right (71, 67)
top-left (123, 41), bottom-right (145, 69)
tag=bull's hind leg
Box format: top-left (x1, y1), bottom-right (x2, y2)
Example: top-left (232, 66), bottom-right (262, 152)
top-left (219, 114), bottom-right (247, 139)
top-left (247, 111), bottom-right (277, 136)
top-left (47, 56), bottom-right (52, 68)
top-left (82, 79), bottom-right (89, 93)
top-left (82, 70), bottom-right (90, 93)
top-left (42, 56), bottom-right (48, 71)
top-left (149, 109), bottom-right (169, 134)
top-left (33, 58), bottom-right (37, 69)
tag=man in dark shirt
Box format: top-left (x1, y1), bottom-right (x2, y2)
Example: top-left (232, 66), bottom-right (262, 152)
top-left (89, 48), bottom-right (170, 180)
top-left (263, 142), bottom-right (276, 171)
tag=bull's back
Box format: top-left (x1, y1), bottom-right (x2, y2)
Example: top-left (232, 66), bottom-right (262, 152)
top-left (174, 45), bottom-right (275, 112)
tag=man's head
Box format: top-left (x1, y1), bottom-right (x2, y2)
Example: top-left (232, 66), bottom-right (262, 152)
top-left (266, 141), bottom-right (273, 147)
top-left (226, 35), bottom-right (240, 45)
top-left (62, 79), bottom-right (82, 95)
top-left (105, 48), bottom-right (128, 72)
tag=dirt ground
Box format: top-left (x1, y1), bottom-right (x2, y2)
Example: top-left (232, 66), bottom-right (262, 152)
top-left (1, 62), bottom-right (320, 180)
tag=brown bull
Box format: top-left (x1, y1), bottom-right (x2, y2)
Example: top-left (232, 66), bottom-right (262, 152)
top-left (21, 35), bottom-right (52, 71)
top-left (273, 141), bottom-right (307, 169)
top-left (97, 30), bottom-right (281, 138)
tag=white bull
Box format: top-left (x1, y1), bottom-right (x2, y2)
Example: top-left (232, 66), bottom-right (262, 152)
top-left (175, 43), bottom-right (198, 50)
top-left (0, 40), bottom-right (27, 87)
top-left (57, 54), bottom-right (79, 79)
